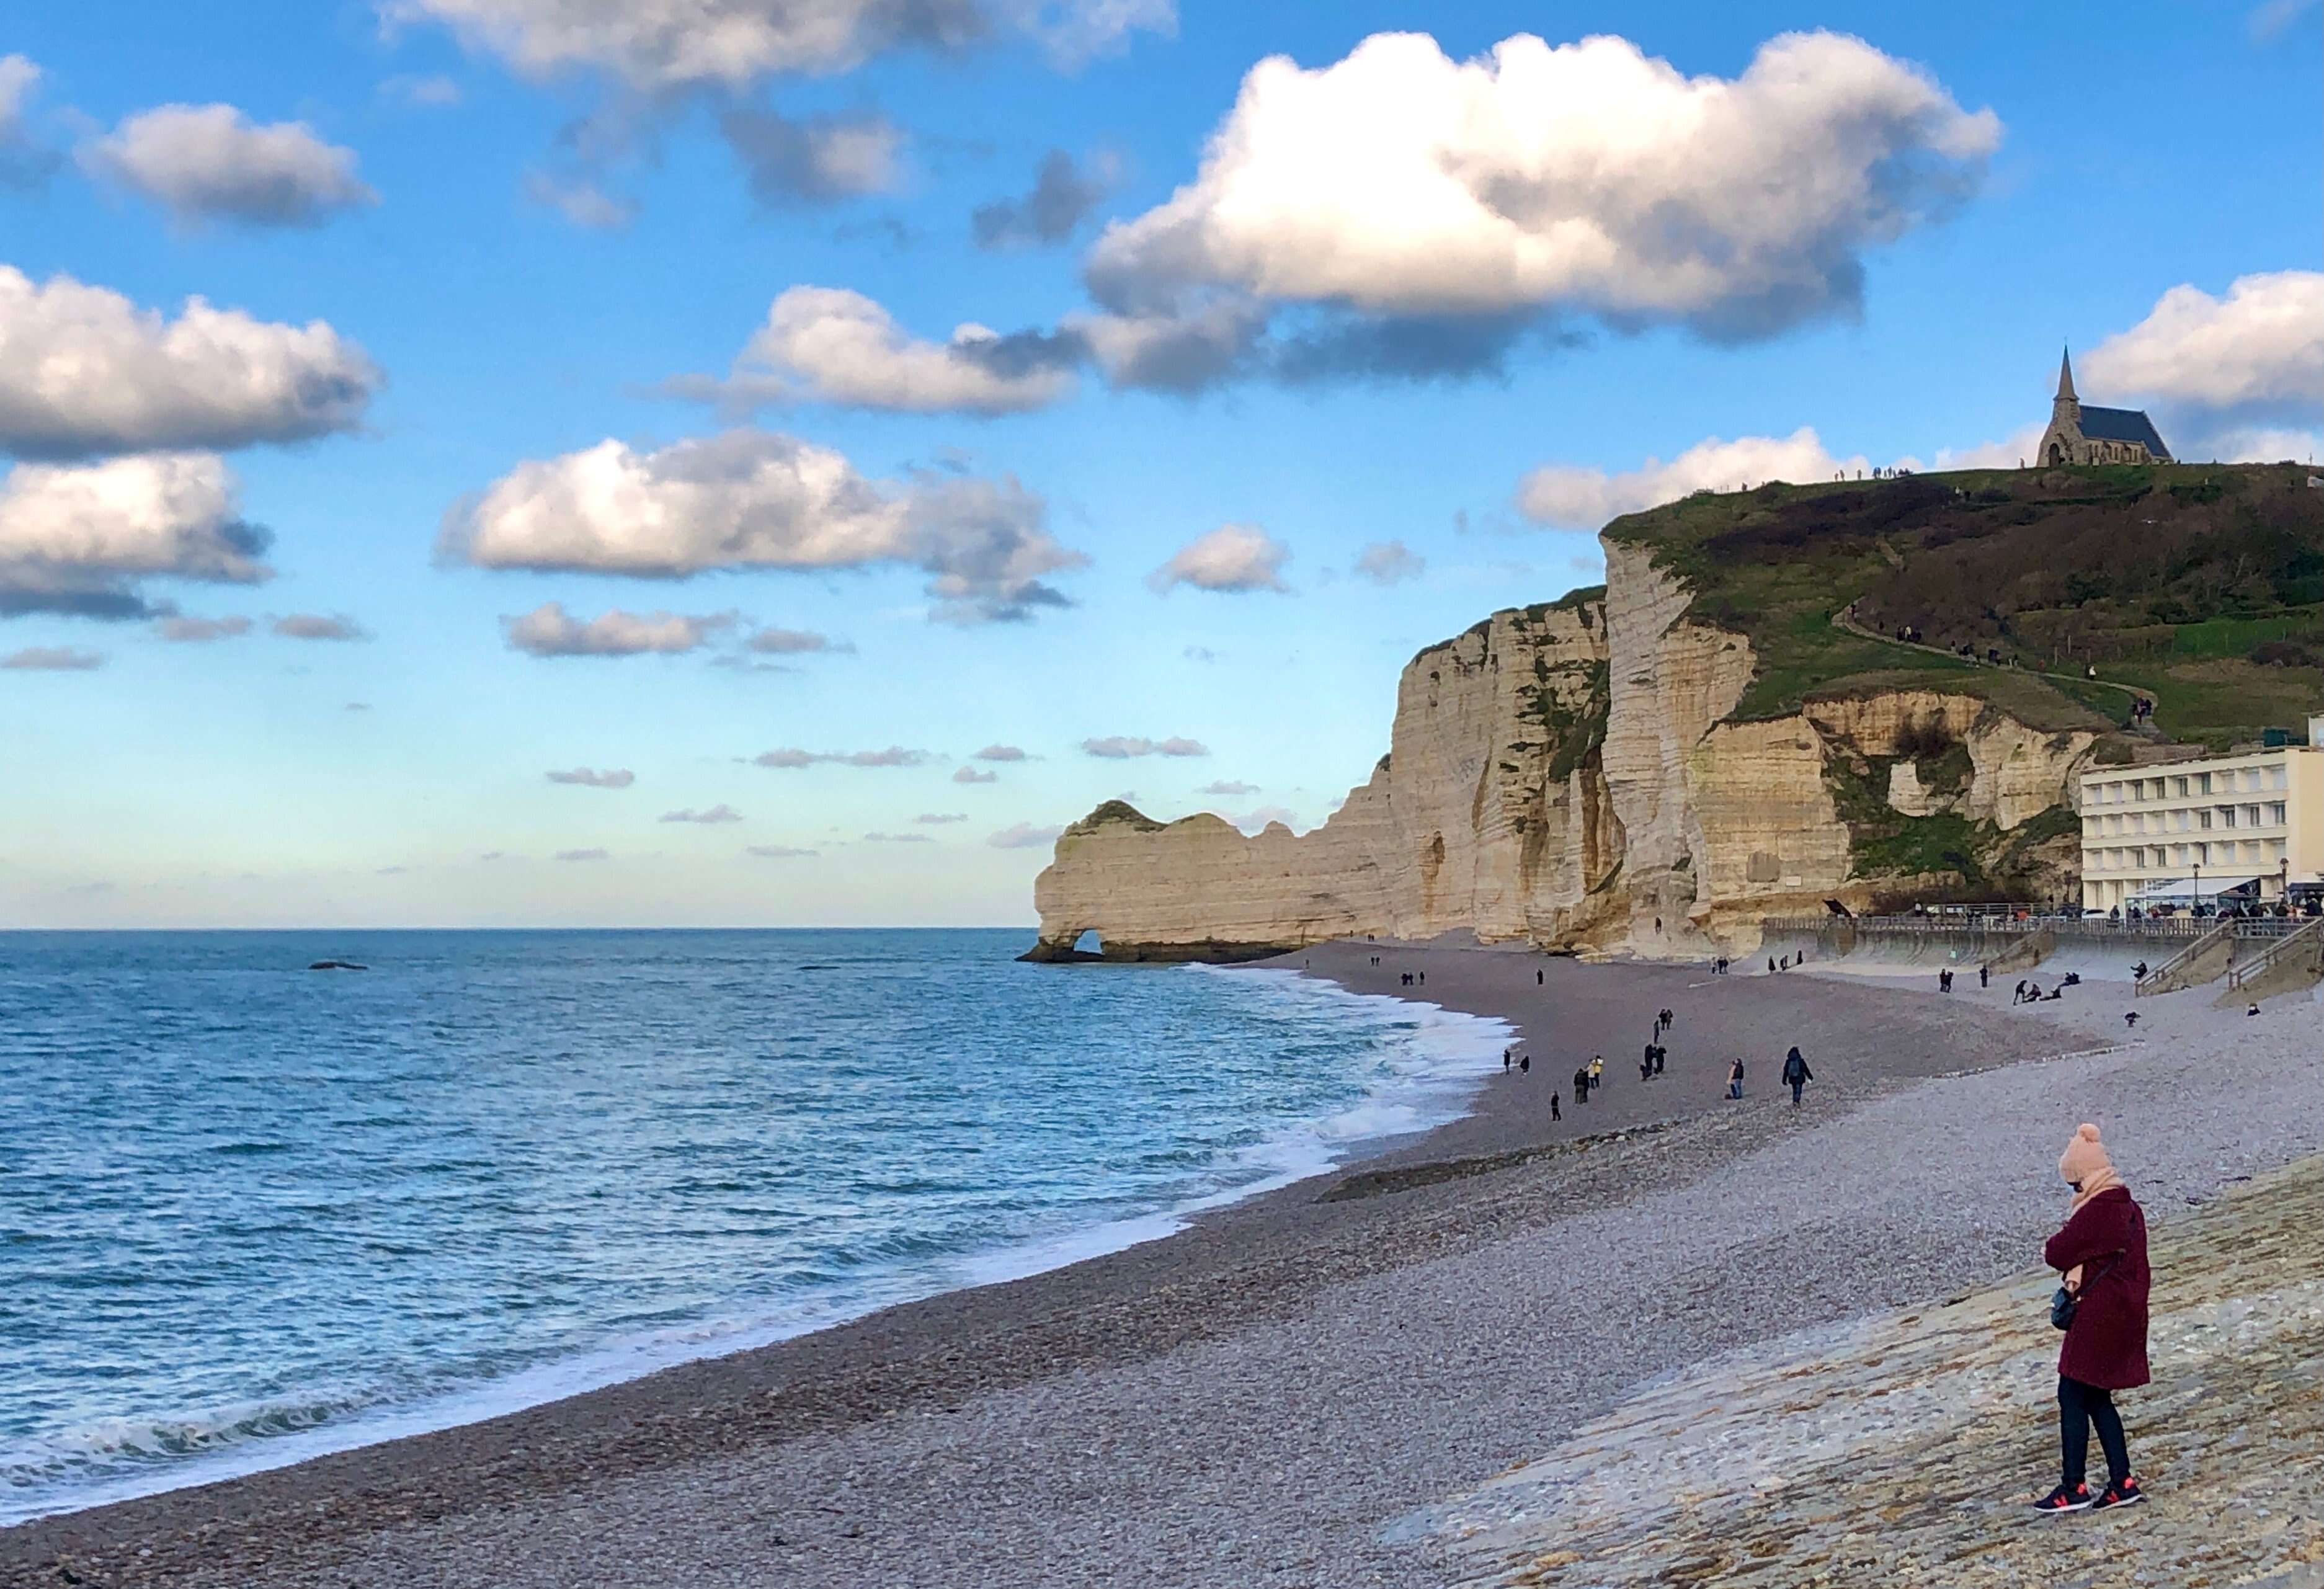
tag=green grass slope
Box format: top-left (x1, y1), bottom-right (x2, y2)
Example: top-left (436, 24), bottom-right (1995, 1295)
top-left (1603, 462), bottom-right (2324, 749)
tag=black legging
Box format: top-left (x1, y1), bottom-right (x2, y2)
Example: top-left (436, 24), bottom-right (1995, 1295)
top-left (2059, 1375), bottom-right (2130, 1489)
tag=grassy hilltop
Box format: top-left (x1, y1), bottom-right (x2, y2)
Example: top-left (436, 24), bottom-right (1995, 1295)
top-left (1605, 461), bottom-right (2324, 751)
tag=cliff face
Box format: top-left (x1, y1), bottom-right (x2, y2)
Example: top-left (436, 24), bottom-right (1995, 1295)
top-left (1026, 540), bottom-right (2103, 963)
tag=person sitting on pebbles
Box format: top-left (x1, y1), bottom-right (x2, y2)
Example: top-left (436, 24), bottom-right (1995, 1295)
top-left (2031, 1124), bottom-right (2151, 1515)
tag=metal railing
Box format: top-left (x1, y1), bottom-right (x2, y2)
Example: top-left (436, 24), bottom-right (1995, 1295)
top-left (1762, 914), bottom-right (2307, 943)
top-left (2135, 922), bottom-right (2233, 995)
top-left (2226, 918), bottom-right (2324, 992)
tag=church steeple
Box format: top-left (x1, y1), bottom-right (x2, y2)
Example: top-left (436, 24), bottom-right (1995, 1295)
top-left (2056, 346), bottom-right (2078, 403)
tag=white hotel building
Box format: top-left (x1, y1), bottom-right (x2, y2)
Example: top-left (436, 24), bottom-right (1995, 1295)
top-left (2079, 716), bottom-right (2324, 912)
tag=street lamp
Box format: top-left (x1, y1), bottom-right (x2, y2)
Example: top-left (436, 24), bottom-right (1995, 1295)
top-left (2193, 859), bottom-right (2202, 918)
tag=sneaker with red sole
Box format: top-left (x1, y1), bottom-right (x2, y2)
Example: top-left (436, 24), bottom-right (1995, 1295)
top-left (2030, 1482), bottom-right (2094, 1514)
top-left (2091, 1477), bottom-right (2145, 1510)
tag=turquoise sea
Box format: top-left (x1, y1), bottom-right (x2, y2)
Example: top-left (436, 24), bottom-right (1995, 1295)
top-left (0, 928), bottom-right (1505, 1524)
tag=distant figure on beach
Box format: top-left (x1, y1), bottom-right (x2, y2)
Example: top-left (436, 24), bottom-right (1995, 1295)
top-left (2131, 961), bottom-right (2148, 982)
top-left (1588, 1054), bottom-right (1604, 1093)
top-left (1572, 1065), bottom-right (1589, 1103)
top-left (1781, 1046), bottom-right (1813, 1107)
top-left (1503, 1049), bottom-right (1511, 1073)
top-left (1980, 965), bottom-right (1990, 989)
top-left (1537, 968), bottom-right (1544, 986)
top-left (2248, 1003), bottom-right (2261, 1017)
top-left (1418, 972), bottom-right (1426, 987)
top-left (1550, 1091), bottom-right (1560, 1122)
top-left (1939, 969), bottom-right (1953, 992)
top-left (2031, 1124), bottom-right (2151, 1515)
top-left (1653, 1044), bottom-right (1665, 1076)
top-left (1519, 1054), bottom-right (1530, 1074)
top-left (1779, 955), bottom-right (1791, 971)
top-left (2013, 979), bottom-right (2029, 1005)
top-left (1726, 1057), bottom-right (1745, 1100)
top-left (1768, 957), bottom-right (1776, 974)
top-left (2124, 1010), bottom-right (2139, 1028)
top-left (1641, 1043), bottom-right (1655, 1081)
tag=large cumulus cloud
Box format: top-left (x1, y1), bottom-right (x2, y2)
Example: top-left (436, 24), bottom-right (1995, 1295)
top-left (2084, 271), bottom-right (2324, 424)
top-left (442, 429), bottom-right (1085, 622)
top-left (1084, 30), bottom-right (1998, 364)
top-left (0, 452), bottom-right (269, 618)
top-left (0, 268), bottom-right (379, 459)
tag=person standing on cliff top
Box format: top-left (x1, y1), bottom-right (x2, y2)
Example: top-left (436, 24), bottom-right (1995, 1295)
top-left (2031, 1125), bottom-right (2151, 1514)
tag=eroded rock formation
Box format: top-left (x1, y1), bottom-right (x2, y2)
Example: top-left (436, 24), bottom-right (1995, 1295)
top-left (1026, 542), bottom-right (2101, 963)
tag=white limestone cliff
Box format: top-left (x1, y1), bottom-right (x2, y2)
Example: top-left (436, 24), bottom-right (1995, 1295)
top-left (1025, 541), bottom-right (2101, 963)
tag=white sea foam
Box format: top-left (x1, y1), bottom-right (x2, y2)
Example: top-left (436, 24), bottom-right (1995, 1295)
top-left (1, 957), bottom-right (1512, 1528)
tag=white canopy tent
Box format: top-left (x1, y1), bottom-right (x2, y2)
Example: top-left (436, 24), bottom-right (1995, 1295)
top-left (2127, 875), bottom-right (2263, 907)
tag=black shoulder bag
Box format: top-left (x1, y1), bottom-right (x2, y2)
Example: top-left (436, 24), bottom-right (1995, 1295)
top-left (2050, 1251), bottom-right (2124, 1332)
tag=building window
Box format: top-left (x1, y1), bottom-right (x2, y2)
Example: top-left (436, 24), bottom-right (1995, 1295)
top-left (2270, 803), bottom-right (2287, 826)
top-left (2171, 777), bottom-right (2188, 798)
top-left (2271, 766), bottom-right (2288, 791)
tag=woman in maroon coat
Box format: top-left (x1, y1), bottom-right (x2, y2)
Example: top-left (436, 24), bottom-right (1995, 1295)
top-left (2031, 1124), bottom-right (2151, 1513)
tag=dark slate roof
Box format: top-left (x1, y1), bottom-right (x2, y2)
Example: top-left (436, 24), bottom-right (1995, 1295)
top-left (2078, 405), bottom-right (2173, 460)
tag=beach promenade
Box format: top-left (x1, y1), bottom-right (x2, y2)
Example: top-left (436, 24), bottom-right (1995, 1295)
top-left (9, 943), bottom-right (2324, 1588)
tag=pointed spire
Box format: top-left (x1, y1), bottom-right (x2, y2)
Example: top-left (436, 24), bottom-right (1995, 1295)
top-left (2057, 345), bottom-right (2077, 403)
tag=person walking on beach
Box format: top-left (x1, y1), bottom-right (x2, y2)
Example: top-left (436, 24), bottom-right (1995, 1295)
top-left (1641, 1043), bottom-right (1655, 1082)
top-left (1519, 1054), bottom-right (1530, 1074)
top-left (1781, 1046), bottom-right (1812, 1106)
top-left (1503, 1049), bottom-right (1512, 1074)
top-left (1980, 964), bottom-right (1990, 989)
top-left (1725, 1057), bottom-right (1745, 1100)
top-left (1588, 1054), bottom-right (1604, 1094)
top-left (1549, 1090), bottom-right (1560, 1122)
top-left (1653, 1044), bottom-right (1665, 1077)
top-left (1768, 957), bottom-right (1776, 974)
top-left (2031, 1125), bottom-right (2151, 1514)
top-left (1572, 1064), bottom-right (1589, 1104)
top-left (1537, 968), bottom-right (1544, 986)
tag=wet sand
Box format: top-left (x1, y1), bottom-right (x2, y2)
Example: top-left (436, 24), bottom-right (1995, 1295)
top-left (9, 940), bottom-right (2276, 1589)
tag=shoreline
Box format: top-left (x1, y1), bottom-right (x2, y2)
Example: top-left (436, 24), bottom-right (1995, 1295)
top-left (17, 942), bottom-right (2315, 1589)
top-left (3, 960), bottom-right (1516, 1531)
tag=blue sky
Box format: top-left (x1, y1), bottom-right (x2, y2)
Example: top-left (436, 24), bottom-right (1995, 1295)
top-left (2, 0), bottom-right (2318, 928)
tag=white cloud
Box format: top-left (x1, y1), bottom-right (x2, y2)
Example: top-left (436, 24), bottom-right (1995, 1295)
top-left (81, 105), bottom-right (378, 229)
top-left (443, 429), bottom-right (1085, 623)
top-left (3, 645), bottom-right (104, 670)
top-left (1087, 30), bottom-right (1997, 338)
top-left (157, 615), bottom-right (253, 642)
top-left (1224, 804), bottom-right (1298, 834)
top-left (272, 612), bottom-right (368, 641)
top-left (505, 601), bottom-right (733, 656)
top-left (2209, 427), bottom-right (2323, 465)
top-left (381, 73), bottom-right (464, 107)
top-left (746, 843), bottom-right (817, 858)
top-left (748, 624), bottom-right (847, 652)
top-left (693, 287), bottom-right (1077, 415)
top-left (975, 744), bottom-right (1028, 762)
top-left (0, 54), bottom-right (56, 184)
top-left (0, 268), bottom-right (378, 458)
top-left (546, 767), bottom-right (634, 787)
top-left (915, 811), bottom-right (968, 824)
top-left (2084, 272), bottom-right (2324, 418)
top-left (973, 148), bottom-right (1114, 249)
top-left (384, 0), bottom-right (1173, 89)
top-left (2251, 0), bottom-right (2320, 39)
top-left (662, 803), bottom-right (744, 822)
top-left (1354, 540), bottom-right (1423, 585)
top-left (1516, 427), bottom-right (1874, 528)
top-left (0, 452), bottom-right (269, 619)
top-left (721, 109), bottom-right (904, 207)
top-left (989, 821), bottom-right (1064, 849)
top-left (1082, 735), bottom-right (1206, 759)
top-left (754, 746), bottom-right (926, 768)
top-left (1148, 523), bottom-right (1289, 594)
top-left (953, 765), bottom-right (998, 784)
top-left (523, 170), bottom-right (637, 229)
top-left (1200, 779), bottom-right (1258, 795)
top-left (1062, 299), bottom-right (1265, 392)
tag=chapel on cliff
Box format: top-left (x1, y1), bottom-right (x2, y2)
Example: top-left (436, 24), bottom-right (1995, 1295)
top-left (2037, 348), bottom-right (2172, 466)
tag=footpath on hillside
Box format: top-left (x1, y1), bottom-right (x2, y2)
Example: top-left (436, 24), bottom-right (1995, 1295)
top-left (1420, 1154), bottom-right (2324, 1588)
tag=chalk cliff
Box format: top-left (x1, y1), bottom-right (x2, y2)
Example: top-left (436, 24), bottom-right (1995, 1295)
top-left (1026, 536), bottom-right (2103, 963)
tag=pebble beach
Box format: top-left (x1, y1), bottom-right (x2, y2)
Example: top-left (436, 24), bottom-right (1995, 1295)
top-left (10, 940), bottom-right (2323, 1589)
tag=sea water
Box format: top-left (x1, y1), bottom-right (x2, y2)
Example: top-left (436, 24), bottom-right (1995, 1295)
top-left (0, 929), bottom-right (1505, 1524)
